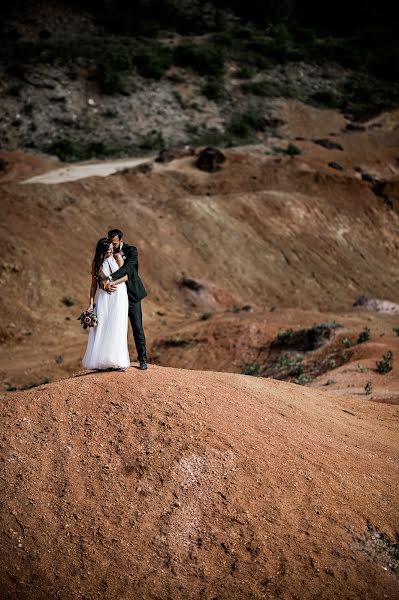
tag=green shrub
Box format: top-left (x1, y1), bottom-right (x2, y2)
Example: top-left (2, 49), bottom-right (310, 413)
top-left (226, 114), bottom-right (252, 139)
top-left (310, 90), bottom-right (341, 109)
top-left (240, 80), bottom-right (276, 96)
top-left (273, 144), bottom-right (301, 156)
top-left (234, 66), bottom-right (256, 79)
top-left (164, 336), bottom-right (188, 347)
top-left (376, 351), bottom-right (393, 374)
top-left (138, 131), bottom-right (164, 151)
top-left (357, 327), bottom-right (371, 344)
top-left (97, 65), bottom-right (128, 94)
top-left (364, 381), bottom-right (373, 395)
top-left (211, 32), bottom-right (233, 47)
top-left (293, 27), bottom-right (316, 44)
top-left (232, 26), bottom-right (256, 41)
top-left (286, 143), bottom-right (301, 156)
top-left (62, 296), bottom-right (75, 307)
top-left (202, 77), bottom-right (225, 100)
top-left (225, 111), bottom-right (268, 141)
top-left (133, 45), bottom-right (172, 79)
top-left (200, 312), bottom-right (212, 321)
top-left (241, 363), bottom-right (261, 376)
top-left (45, 138), bottom-right (114, 161)
top-left (296, 373), bottom-right (311, 385)
top-left (174, 43), bottom-right (225, 76)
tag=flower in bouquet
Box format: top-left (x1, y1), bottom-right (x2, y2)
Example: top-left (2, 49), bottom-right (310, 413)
top-left (77, 308), bottom-right (98, 329)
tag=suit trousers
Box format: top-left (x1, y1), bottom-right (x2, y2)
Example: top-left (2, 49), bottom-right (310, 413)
top-left (128, 300), bottom-right (147, 362)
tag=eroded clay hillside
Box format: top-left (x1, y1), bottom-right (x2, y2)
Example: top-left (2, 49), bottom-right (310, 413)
top-left (1, 101), bottom-right (399, 392)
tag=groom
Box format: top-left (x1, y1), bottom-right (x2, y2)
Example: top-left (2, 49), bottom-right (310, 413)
top-left (104, 228), bottom-right (148, 370)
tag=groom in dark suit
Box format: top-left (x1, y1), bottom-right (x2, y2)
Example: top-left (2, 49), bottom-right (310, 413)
top-left (104, 228), bottom-right (148, 370)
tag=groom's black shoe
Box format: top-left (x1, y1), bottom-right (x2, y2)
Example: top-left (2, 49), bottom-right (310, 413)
top-left (139, 361), bottom-right (148, 370)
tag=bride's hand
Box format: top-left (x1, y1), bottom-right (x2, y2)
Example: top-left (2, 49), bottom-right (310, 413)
top-left (87, 304), bottom-right (94, 312)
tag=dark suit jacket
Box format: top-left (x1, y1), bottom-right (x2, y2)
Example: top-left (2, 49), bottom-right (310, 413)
top-left (111, 242), bottom-right (147, 303)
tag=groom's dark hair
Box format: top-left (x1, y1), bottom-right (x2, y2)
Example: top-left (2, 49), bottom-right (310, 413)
top-left (108, 228), bottom-right (123, 239)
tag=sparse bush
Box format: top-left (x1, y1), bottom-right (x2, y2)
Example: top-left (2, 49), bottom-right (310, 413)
top-left (355, 363), bottom-right (368, 373)
top-left (241, 363), bottom-right (261, 376)
top-left (234, 66), bottom-right (255, 79)
top-left (211, 32), bottom-right (233, 47)
top-left (202, 78), bottom-right (225, 100)
top-left (226, 115), bottom-right (251, 140)
top-left (62, 296), bottom-right (75, 307)
top-left (232, 26), bottom-right (256, 41)
top-left (310, 90), bottom-right (341, 109)
top-left (341, 337), bottom-right (353, 348)
top-left (240, 80), bottom-right (276, 96)
top-left (164, 336), bottom-right (188, 347)
top-left (364, 381), bottom-right (373, 395)
top-left (138, 131), bottom-right (164, 151)
top-left (97, 64), bottom-right (128, 94)
top-left (273, 144), bottom-right (301, 156)
top-left (376, 351), bottom-right (393, 374)
top-left (393, 327), bottom-right (399, 336)
top-left (200, 312), bottom-right (212, 321)
top-left (286, 143), bottom-right (301, 156)
top-left (21, 378), bottom-right (49, 390)
top-left (296, 373), bottom-right (311, 385)
top-left (328, 358), bottom-right (337, 369)
top-left (6, 83), bottom-right (23, 96)
top-left (174, 43), bottom-right (225, 77)
top-left (293, 27), bottom-right (316, 44)
top-left (133, 45), bottom-right (172, 79)
top-left (55, 355), bottom-right (63, 364)
top-left (357, 327), bottom-right (371, 344)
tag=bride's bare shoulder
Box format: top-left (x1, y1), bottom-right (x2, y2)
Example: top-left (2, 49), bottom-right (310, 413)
top-left (114, 252), bottom-right (124, 267)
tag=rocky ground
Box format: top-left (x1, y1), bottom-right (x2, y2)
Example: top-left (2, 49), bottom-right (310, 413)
top-left (1, 2), bottom-right (398, 158)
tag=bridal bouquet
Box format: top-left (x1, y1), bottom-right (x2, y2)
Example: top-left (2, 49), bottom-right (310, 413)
top-left (77, 308), bottom-right (98, 329)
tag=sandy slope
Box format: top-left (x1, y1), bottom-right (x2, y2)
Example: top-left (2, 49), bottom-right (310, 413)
top-left (0, 365), bottom-right (398, 599)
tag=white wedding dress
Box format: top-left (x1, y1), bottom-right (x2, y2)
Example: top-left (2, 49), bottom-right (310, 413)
top-left (83, 256), bottom-right (130, 370)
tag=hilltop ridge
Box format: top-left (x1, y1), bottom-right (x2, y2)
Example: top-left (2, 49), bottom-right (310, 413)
top-left (1, 364), bottom-right (398, 599)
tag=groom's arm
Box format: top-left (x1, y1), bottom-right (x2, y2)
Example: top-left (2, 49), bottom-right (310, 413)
top-left (110, 246), bottom-right (138, 282)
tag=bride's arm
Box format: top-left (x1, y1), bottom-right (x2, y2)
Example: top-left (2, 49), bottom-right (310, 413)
top-left (88, 263), bottom-right (97, 311)
top-left (110, 252), bottom-right (127, 285)
top-left (114, 252), bottom-right (124, 268)
top-left (112, 274), bottom-right (128, 285)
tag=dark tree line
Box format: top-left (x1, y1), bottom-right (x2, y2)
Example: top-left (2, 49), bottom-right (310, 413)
top-left (1, 0), bottom-right (394, 36)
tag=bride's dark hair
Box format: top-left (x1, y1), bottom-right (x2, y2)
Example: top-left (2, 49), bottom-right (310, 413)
top-left (92, 238), bottom-right (111, 279)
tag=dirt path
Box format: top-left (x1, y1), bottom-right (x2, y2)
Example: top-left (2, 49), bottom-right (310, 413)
top-left (21, 155), bottom-right (155, 184)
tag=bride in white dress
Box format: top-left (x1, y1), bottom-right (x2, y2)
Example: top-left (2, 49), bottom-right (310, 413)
top-left (83, 238), bottom-right (130, 370)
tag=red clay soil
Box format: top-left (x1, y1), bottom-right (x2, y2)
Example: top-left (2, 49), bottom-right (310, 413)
top-left (0, 150), bottom-right (60, 184)
top-left (150, 308), bottom-right (399, 403)
top-left (1, 365), bottom-right (398, 600)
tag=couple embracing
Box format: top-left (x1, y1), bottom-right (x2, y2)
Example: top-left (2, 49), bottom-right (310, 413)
top-left (82, 228), bottom-right (148, 371)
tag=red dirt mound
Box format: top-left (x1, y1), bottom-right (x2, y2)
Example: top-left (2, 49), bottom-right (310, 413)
top-left (1, 366), bottom-right (398, 599)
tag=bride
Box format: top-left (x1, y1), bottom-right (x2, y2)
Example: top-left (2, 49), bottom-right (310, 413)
top-left (82, 238), bottom-right (130, 370)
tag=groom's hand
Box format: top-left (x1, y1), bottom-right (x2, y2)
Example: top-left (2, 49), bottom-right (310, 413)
top-left (104, 281), bottom-right (117, 294)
